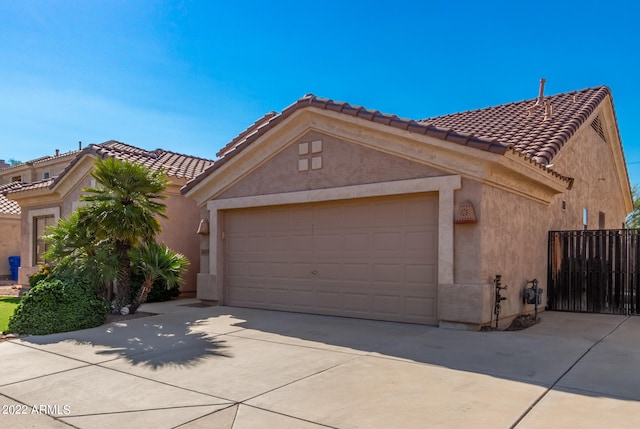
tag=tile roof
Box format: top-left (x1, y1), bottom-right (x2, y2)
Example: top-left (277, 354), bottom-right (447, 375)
top-left (82, 141), bottom-right (214, 180)
top-left (418, 86), bottom-right (612, 165)
top-left (0, 182), bottom-right (23, 215)
top-left (5, 141), bottom-right (214, 197)
top-left (185, 86), bottom-right (612, 193)
top-left (0, 149), bottom-right (81, 173)
top-left (4, 178), bottom-right (54, 194)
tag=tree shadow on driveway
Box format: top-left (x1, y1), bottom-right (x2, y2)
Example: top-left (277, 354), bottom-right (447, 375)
top-left (18, 310), bottom-right (231, 369)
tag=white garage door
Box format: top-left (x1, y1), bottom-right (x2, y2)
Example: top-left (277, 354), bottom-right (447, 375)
top-left (224, 193), bottom-right (439, 324)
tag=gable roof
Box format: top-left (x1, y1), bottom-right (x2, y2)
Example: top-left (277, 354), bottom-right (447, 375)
top-left (418, 86), bottom-right (613, 165)
top-left (6, 141), bottom-right (214, 197)
top-left (184, 86), bottom-right (615, 194)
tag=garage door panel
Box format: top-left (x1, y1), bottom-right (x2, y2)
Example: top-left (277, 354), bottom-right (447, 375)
top-left (373, 232), bottom-right (403, 252)
top-left (343, 293), bottom-right (371, 312)
top-left (406, 264), bottom-right (436, 283)
top-left (225, 193), bottom-right (439, 325)
top-left (316, 291), bottom-right (341, 309)
top-left (406, 231), bottom-right (437, 252)
top-left (290, 263), bottom-right (314, 279)
top-left (315, 263), bottom-right (341, 280)
top-left (372, 295), bottom-right (402, 315)
top-left (405, 297), bottom-right (436, 318)
top-left (315, 234), bottom-right (342, 252)
top-left (372, 263), bottom-right (405, 282)
top-left (342, 263), bottom-right (371, 280)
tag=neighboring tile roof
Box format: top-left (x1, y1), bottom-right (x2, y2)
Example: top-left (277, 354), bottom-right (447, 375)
top-left (82, 141), bottom-right (214, 180)
top-left (5, 141), bottom-right (214, 197)
top-left (185, 87), bottom-right (612, 193)
top-left (0, 149), bottom-right (81, 173)
top-left (5, 178), bottom-right (54, 194)
top-left (0, 182), bottom-right (23, 215)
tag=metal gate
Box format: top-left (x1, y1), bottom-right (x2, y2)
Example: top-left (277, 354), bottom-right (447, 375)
top-left (548, 230), bottom-right (640, 314)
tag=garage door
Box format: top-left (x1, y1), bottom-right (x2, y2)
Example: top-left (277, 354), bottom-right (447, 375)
top-left (224, 193), bottom-right (439, 324)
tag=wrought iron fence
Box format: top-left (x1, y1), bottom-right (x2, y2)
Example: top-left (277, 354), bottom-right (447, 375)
top-left (548, 229), bottom-right (640, 315)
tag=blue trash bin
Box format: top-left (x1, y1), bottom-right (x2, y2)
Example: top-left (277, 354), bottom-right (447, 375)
top-left (8, 256), bottom-right (20, 281)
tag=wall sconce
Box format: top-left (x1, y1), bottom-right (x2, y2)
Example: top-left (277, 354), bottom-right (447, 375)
top-left (454, 201), bottom-right (477, 224)
top-left (197, 219), bottom-right (210, 235)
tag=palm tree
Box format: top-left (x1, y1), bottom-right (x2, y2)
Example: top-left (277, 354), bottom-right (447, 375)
top-left (43, 206), bottom-right (118, 298)
top-left (626, 185), bottom-right (640, 228)
top-left (130, 241), bottom-right (189, 313)
top-left (81, 158), bottom-right (169, 310)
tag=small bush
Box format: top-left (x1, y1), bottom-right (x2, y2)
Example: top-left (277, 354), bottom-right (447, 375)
top-left (8, 274), bottom-right (109, 335)
top-left (28, 265), bottom-right (52, 288)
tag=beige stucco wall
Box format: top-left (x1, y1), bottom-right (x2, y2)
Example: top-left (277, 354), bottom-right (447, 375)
top-left (0, 216), bottom-right (20, 278)
top-left (156, 183), bottom-right (201, 294)
top-left (547, 116), bottom-right (629, 230)
top-left (439, 112), bottom-right (631, 329)
top-left (219, 130), bottom-right (448, 199)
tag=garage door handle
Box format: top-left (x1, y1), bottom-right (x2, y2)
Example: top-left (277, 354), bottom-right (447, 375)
top-left (311, 270), bottom-right (318, 275)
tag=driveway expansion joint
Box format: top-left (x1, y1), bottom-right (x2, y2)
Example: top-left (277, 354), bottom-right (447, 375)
top-left (510, 315), bottom-right (631, 429)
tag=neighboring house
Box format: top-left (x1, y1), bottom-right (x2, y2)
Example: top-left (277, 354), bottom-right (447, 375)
top-left (5, 141), bottom-right (214, 295)
top-left (0, 183), bottom-right (22, 278)
top-left (0, 149), bottom-right (81, 279)
top-left (183, 84), bottom-right (632, 329)
top-left (0, 148), bottom-right (81, 186)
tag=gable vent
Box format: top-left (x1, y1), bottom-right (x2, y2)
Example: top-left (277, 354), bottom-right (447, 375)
top-left (590, 115), bottom-right (607, 142)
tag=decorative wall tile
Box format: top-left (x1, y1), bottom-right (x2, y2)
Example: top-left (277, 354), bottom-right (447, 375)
top-left (312, 156), bottom-right (322, 170)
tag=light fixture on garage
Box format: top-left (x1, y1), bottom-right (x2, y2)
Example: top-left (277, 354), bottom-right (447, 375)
top-left (197, 219), bottom-right (210, 235)
top-left (454, 201), bottom-right (477, 224)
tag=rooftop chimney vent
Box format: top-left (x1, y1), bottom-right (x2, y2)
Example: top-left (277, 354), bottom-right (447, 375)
top-left (536, 78), bottom-right (546, 106)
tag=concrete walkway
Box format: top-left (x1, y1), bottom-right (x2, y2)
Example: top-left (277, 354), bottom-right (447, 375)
top-left (0, 301), bottom-right (638, 428)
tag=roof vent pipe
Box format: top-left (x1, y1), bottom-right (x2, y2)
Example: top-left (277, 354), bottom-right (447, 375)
top-left (544, 99), bottom-right (553, 120)
top-left (79, 141), bottom-right (82, 150)
top-left (536, 78), bottom-right (546, 106)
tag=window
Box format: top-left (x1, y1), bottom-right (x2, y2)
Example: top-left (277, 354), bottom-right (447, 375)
top-left (599, 212), bottom-right (605, 229)
top-left (43, 171), bottom-right (50, 179)
top-left (11, 175), bottom-right (21, 182)
top-left (33, 215), bottom-right (55, 265)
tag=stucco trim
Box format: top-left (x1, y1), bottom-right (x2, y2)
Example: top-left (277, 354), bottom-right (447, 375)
top-left (599, 97), bottom-right (633, 212)
top-left (203, 175), bottom-right (462, 303)
top-left (186, 107), bottom-right (569, 207)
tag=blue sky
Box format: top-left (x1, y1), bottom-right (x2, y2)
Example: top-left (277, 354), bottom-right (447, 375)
top-left (2, 1), bottom-right (639, 184)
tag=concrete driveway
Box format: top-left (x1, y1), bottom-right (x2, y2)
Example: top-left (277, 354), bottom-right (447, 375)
top-left (1, 300), bottom-right (639, 428)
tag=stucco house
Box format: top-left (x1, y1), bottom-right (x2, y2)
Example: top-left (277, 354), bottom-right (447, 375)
top-left (0, 149), bottom-right (81, 279)
top-left (5, 141), bottom-right (214, 295)
top-left (183, 83), bottom-right (632, 329)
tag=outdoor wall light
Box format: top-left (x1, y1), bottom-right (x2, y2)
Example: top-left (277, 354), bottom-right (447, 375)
top-left (454, 201), bottom-right (477, 224)
top-left (197, 219), bottom-right (210, 235)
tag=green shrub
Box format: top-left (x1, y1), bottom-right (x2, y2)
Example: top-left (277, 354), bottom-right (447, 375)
top-left (130, 271), bottom-right (180, 303)
top-left (8, 274), bottom-right (109, 335)
top-left (28, 265), bottom-right (52, 288)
